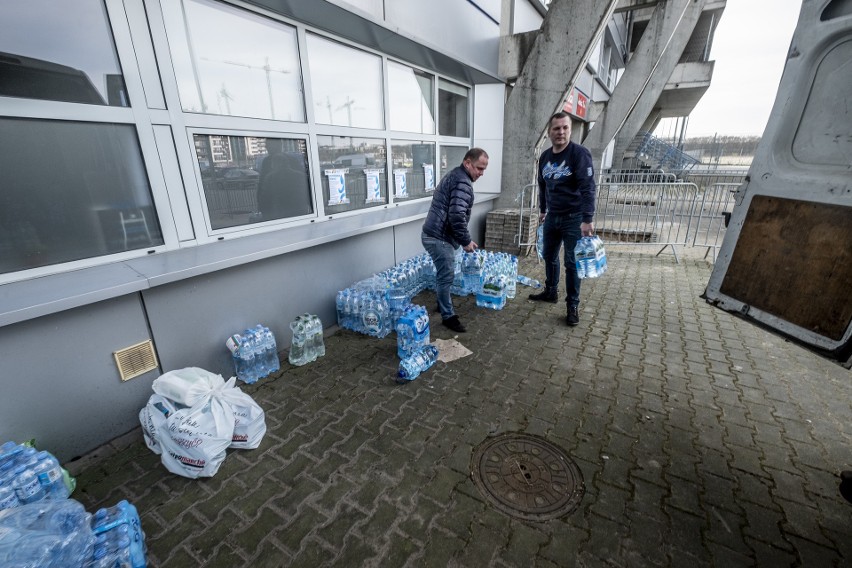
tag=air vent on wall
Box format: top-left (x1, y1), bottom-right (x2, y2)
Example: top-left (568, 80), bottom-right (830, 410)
top-left (113, 340), bottom-right (159, 382)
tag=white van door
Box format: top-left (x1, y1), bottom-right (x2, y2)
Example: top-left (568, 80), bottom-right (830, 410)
top-left (703, 0), bottom-right (852, 368)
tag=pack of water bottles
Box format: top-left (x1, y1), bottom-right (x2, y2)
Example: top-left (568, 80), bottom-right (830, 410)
top-left (396, 344), bottom-right (439, 383)
top-left (0, 442), bottom-right (148, 567)
top-left (89, 499), bottom-right (147, 568)
top-left (337, 254), bottom-right (436, 338)
top-left (0, 442), bottom-right (70, 513)
top-left (140, 367), bottom-right (266, 478)
top-left (395, 304), bottom-right (430, 359)
top-left (0, 499), bottom-right (96, 567)
top-left (288, 313), bottom-right (326, 366)
top-left (225, 324), bottom-right (280, 384)
top-left (573, 236), bottom-right (608, 279)
top-left (450, 250), bottom-right (518, 302)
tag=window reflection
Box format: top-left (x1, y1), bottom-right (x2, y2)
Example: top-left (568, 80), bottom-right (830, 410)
top-left (438, 79), bottom-right (470, 137)
top-left (307, 35), bottom-right (384, 129)
top-left (0, 118), bottom-right (162, 274)
top-left (391, 141), bottom-right (436, 202)
top-left (440, 145), bottom-right (469, 178)
top-left (194, 135), bottom-right (312, 229)
top-left (162, 0), bottom-right (305, 121)
top-left (318, 136), bottom-right (388, 214)
top-left (388, 61), bottom-right (434, 134)
top-left (0, 0), bottom-right (128, 106)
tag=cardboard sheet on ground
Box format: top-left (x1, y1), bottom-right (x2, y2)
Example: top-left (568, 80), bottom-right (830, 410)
top-left (431, 338), bottom-right (472, 363)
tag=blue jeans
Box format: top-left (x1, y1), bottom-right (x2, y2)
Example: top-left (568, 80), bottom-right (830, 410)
top-left (541, 212), bottom-right (583, 307)
top-left (422, 234), bottom-right (458, 320)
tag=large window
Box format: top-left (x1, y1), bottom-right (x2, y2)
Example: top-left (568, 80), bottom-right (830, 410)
top-left (318, 136), bottom-right (387, 214)
top-left (388, 61), bottom-right (434, 134)
top-left (438, 79), bottom-right (470, 137)
top-left (162, 0), bottom-right (305, 121)
top-left (307, 35), bottom-right (384, 129)
top-left (0, 0), bottom-right (128, 106)
top-left (391, 141), bottom-right (436, 202)
top-left (0, 118), bottom-right (163, 274)
top-left (440, 145), bottom-right (469, 179)
top-left (194, 135), bottom-right (312, 230)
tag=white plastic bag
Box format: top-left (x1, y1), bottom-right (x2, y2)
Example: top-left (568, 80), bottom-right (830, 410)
top-left (152, 367), bottom-right (226, 407)
top-left (158, 383), bottom-right (235, 479)
top-left (139, 394), bottom-right (180, 455)
top-left (217, 380), bottom-right (267, 449)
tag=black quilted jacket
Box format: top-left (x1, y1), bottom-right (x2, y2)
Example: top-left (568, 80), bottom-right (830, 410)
top-left (421, 165), bottom-right (474, 248)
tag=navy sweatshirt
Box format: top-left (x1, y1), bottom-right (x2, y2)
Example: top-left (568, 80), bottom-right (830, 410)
top-left (538, 141), bottom-right (596, 224)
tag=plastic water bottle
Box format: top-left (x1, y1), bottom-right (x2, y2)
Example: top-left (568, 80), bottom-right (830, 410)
top-left (33, 451), bottom-right (68, 500)
top-left (505, 255), bottom-right (518, 299)
top-left (516, 275), bottom-right (541, 289)
top-left (583, 237), bottom-right (597, 278)
top-left (310, 315), bottom-right (325, 358)
top-left (0, 441), bottom-right (22, 466)
top-left (462, 252), bottom-right (481, 295)
top-left (289, 319), bottom-right (308, 366)
top-left (574, 238), bottom-right (587, 279)
top-left (536, 224), bottom-right (544, 259)
top-left (13, 465), bottom-right (45, 504)
top-left (397, 345), bottom-right (439, 383)
top-left (263, 327), bottom-right (280, 374)
top-left (235, 334), bottom-right (257, 383)
top-left (476, 275), bottom-right (506, 310)
top-left (0, 485), bottom-right (20, 510)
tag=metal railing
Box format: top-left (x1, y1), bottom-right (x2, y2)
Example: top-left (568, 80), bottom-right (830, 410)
top-left (691, 183), bottom-right (741, 262)
top-left (635, 132), bottom-right (700, 173)
top-left (594, 181), bottom-right (699, 263)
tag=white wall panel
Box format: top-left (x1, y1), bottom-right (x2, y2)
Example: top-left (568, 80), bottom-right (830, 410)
top-left (473, 83), bottom-right (506, 195)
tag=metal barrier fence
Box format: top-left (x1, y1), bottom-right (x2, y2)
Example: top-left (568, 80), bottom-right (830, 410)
top-left (594, 181), bottom-right (699, 263)
top-left (593, 169), bottom-right (747, 263)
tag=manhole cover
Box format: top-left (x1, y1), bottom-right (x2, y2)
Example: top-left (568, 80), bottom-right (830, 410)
top-left (470, 432), bottom-right (584, 521)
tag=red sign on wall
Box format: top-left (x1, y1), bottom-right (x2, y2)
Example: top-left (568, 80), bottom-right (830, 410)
top-left (562, 88), bottom-right (589, 120)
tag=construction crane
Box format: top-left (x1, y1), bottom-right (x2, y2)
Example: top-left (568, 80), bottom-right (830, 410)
top-left (202, 56), bottom-right (290, 119)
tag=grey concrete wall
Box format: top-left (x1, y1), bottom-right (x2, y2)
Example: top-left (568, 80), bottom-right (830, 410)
top-left (0, 206), bottom-right (492, 462)
top-left (0, 295), bottom-right (159, 462)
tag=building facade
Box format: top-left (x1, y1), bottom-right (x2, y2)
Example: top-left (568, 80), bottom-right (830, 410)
top-left (1, 0), bottom-right (690, 461)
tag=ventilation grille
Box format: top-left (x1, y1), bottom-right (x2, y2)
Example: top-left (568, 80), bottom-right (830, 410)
top-left (114, 340), bottom-right (159, 382)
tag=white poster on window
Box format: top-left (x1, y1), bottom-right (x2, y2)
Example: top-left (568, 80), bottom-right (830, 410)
top-left (393, 169), bottom-right (408, 198)
top-left (423, 163), bottom-right (435, 191)
top-left (364, 169), bottom-right (384, 203)
top-left (325, 169), bottom-right (349, 205)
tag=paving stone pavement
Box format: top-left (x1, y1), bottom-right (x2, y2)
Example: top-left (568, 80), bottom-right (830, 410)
top-left (69, 250), bottom-right (852, 567)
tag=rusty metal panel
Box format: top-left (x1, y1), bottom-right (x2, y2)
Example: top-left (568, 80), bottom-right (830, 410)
top-left (720, 196), bottom-right (852, 341)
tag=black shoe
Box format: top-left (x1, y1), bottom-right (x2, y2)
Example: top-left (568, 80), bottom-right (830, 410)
top-left (567, 305), bottom-right (580, 326)
top-left (442, 315), bottom-right (466, 333)
top-left (529, 288), bottom-right (558, 303)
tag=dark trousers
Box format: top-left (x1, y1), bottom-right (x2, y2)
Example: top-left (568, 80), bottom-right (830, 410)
top-left (541, 212), bottom-right (583, 307)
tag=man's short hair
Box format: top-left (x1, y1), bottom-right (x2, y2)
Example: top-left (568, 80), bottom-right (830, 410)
top-left (463, 148), bottom-right (489, 162)
top-left (548, 111), bottom-right (571, 127)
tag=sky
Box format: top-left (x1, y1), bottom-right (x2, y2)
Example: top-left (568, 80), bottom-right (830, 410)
top-left (683, 0), bottom-right (803, 137)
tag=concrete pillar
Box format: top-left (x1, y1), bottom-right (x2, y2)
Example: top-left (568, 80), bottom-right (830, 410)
top-left (583, 0), bottom-right (708, 172)
top-left (496, 0), bottom-right (618, 209)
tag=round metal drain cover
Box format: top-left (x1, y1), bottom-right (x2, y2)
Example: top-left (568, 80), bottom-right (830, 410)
top-left (470, 433), bottom-right (584, 521)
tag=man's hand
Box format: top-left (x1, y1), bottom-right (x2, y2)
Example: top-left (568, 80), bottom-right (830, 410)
top-left (463, 241), bottom-right (478, 252)
top-left (581, 222), bottom-right (594, 237)
top-left (539, 212), bottom-right (546, 223)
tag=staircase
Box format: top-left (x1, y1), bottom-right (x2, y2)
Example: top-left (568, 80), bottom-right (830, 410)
top-left (631, 131), bottom-right (700, 173)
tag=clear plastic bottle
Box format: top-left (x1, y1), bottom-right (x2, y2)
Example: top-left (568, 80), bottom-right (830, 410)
top-left (234, 334), bottom-right (256, 383)
top-left (516, 275), bottom-right (541, 289)
top-left (264, 326), bottom-right (280, 374)
top-left (289, 319), bottom-right (308, 366)
top-left (574, 238), bottom-right (587, 279)
top-left (33, 451), bottom-right (68, 500)
top-left (0, 485), bottom-right (20, 510)
top-left (584, 237), bottom-right (598, 278)
top-left (397, 345), bottom-right (439, 383)
top-left (13, 465), bottom-right (45, 505)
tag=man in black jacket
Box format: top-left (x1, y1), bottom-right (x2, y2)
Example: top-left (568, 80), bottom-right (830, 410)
top-left (421, 148), bottom-right (489, 333)
top-left (529, 112), bottom-right (596, 326)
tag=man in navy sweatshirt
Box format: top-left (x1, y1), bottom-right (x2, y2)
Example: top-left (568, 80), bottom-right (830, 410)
top-left (529, 112), bottom-right (596, 326)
